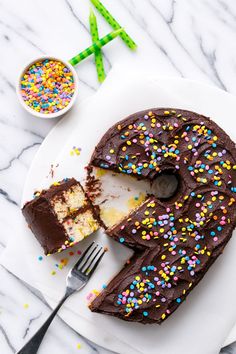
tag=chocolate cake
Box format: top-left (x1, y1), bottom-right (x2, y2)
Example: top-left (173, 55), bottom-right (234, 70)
top-left (22, 178), bottom-right (99, 255)
top-left (89, 108), bottom-right (236, 324)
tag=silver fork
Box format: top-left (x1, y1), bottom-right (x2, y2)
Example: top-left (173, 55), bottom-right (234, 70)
top-left (16, 242), bottom-right (105, 354)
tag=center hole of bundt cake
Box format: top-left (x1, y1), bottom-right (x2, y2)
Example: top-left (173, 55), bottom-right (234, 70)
top-left (151, 170), bottom-right (179, 200)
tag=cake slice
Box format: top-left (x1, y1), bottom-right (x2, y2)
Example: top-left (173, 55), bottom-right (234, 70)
top-left (22, 178), bottom-right (99, 255)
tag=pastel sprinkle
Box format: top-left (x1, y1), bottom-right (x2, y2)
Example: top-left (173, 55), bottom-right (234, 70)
top-left (70, 146), bottom-right (81, 156)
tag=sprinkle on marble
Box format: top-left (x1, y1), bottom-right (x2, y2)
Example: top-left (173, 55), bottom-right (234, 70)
top-left (23, 303), bottom-right (29, 309)
top-left (77, 343), bottom-right (82, 349)
top-left (38, 256), bottom-right (43, 261)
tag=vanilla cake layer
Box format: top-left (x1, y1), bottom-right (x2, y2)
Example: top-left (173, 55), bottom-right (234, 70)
top-left (63, 210), bottom-right (98, 243)
top-left (51, 183), bottom-right (87, 222)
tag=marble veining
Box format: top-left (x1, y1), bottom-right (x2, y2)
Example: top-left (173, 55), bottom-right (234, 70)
top-left (0, 0), bottom-right (236, 352)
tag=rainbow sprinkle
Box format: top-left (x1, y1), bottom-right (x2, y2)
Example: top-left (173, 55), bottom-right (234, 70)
top-left (70, 146), bottom-right (81, 156)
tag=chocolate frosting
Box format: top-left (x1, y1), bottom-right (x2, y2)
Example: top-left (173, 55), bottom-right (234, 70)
top-left (89, 108), bottom-right (236, 324)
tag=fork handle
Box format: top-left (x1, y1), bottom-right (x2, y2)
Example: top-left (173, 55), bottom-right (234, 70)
top-left (16, 294), bottom-right (70, 354)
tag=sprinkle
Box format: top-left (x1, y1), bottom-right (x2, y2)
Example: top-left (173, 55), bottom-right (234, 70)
top-left (77, 343), bottom-right (82, 349)
top-left (70, 146), bottom-right (81, 156)
top-left (23, 304), bottom-right (29, 309)
top-left (51, 270), bottom-right (56, 275)
top-left (119, 237), bottom-right (125, 243)
top-left (38, 256), bottom-right (43, 261)
top-left (143, 311), bottom-right (149, 317)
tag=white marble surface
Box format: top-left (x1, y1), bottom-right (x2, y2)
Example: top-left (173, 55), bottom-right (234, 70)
top-left (0, 0), bottom-right (236, 353)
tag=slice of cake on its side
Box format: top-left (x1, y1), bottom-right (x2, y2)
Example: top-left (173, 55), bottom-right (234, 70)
top-left (22, 178), bottom-right (99, 255)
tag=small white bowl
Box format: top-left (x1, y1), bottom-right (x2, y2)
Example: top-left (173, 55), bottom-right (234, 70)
top-left (17, 55), bottom-right (79, 119)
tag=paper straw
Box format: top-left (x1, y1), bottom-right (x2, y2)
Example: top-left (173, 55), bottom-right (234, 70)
top-left (90, 0), bottom-right (137, 50)
top-left (69, 28), bottom-right (123, 66)
top-left (89, 9), bottom-right (106, 82)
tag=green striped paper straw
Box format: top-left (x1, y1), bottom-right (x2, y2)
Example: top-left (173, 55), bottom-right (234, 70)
top-left (89, 9), bottom-right (106, 82)
top-left (90, 0), bottom-right (137, 50)
top-left (69, 28), bottom-right (123, 66)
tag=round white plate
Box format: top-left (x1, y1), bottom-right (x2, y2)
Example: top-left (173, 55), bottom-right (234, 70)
top-left (22, 69), bottom-right (236, 351)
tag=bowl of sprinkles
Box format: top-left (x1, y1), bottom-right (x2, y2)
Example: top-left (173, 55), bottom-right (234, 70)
top-left (17, 56), bottom-right (78, 119)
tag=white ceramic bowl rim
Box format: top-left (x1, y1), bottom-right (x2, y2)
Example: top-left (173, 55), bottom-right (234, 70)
top-left (16, 55), bottom-right (79, 119)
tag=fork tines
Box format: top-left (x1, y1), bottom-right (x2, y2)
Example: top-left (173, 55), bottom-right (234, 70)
top-left (74, 241), bottom-right (105, 277)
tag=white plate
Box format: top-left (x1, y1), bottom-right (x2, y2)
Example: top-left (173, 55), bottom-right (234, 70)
top-left (3, 66), bottom-right (236, 353)
top-left (43, 77), bottom-right (236, 348)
